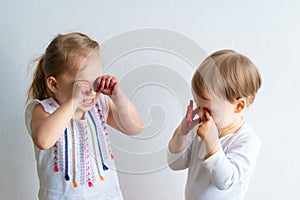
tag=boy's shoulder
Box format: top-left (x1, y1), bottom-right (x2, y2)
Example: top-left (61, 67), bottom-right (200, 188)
top-left (225, 121), bottom-right (261, 150)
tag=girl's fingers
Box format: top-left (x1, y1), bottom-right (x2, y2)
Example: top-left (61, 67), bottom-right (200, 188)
top-left (100, 77), bottom-right (106, 90)
top-left (110, 77), bottom-right (117, 87)
top-left (105, 76), bottom-right (112, 89)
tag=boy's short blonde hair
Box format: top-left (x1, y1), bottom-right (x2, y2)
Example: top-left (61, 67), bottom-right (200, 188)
top-left (191, 50), bottom-right (262, 106)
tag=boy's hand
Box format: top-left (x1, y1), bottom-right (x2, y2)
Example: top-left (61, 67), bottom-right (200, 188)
top-left (197, 108), bottom-right (220, 158)
top-left (93, 75), bottom-right (120, 96)
top-left (177, 100), bottom-right (200, 136)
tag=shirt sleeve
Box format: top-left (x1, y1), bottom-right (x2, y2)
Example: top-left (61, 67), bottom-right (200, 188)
top-left (167, 127), bottom-right (197, 171)
top-left (200, 132), bottom-right (261, 190)
top-left (24, 99), bottom-right (41, 134)
top-left (167, 144), bottom-right (191, 170)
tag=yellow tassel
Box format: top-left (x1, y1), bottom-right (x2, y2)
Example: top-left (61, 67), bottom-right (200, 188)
top-left (100, 175), bottom-right (105, 181)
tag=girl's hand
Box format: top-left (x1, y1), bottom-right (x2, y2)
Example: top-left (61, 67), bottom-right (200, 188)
top-left (177, 100), bottom-right (200, 136)
top-left (73, 80), bottom-right (93, 105)
top-left (197, 108), bottom-right (220, 158)
top-left (93, 75), bottom-right (120, 96)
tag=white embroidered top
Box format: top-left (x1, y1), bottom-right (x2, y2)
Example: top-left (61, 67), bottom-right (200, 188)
top-left (25, 94), bottom-right (123, 200)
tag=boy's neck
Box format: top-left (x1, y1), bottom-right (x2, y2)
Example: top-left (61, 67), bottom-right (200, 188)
top-left (219, 116), bottom-right (244, 138)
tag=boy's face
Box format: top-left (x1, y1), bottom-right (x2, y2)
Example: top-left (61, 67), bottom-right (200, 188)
top-left (192, 90), bottom-right (239, 132)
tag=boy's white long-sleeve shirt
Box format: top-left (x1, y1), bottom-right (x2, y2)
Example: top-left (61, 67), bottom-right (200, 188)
top-left (167, 122), bottom-right (261, 200)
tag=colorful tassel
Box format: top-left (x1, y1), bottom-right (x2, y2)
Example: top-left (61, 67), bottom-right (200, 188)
top-left (100, 175), bottom-right (105, 181)
top-left (54, 165), bottom-right (59, 172)
top-left (110, 154), bottom-right (114, 160)
top-left (88, 181), bottom-right (94, 187)
top-left (103, 164), bottom-right (109, 171)
top-left (73, 181), bottom-right (78, 188)
top-left (64, 128), bottom-right (70, 181)
top-left (65, 174), bottom-right (70, 181)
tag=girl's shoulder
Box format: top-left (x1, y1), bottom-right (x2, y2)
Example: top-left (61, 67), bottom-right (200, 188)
top-left (25, 97), bottom-right (58, 133)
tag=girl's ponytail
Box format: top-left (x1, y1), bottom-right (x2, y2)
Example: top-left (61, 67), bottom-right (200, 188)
top-left (27, 54), bottom-right (49, 102)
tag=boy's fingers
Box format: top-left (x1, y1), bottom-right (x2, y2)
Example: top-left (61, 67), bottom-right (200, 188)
top-left (204, 108), bottom-right (211, 121)
top-left (192, 118), bottom-right (200, 126)
top-left (192, 106), bottom-right (200, 116)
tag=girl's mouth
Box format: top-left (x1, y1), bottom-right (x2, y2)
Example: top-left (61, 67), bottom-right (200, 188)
top-left (82, 98), bottom-right (95, 107)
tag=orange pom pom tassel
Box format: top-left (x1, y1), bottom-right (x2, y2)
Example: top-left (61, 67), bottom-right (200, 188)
top-left (73, 181), bottom-right (78, 188)
top-left (100, 175), bottom-right (105, 181)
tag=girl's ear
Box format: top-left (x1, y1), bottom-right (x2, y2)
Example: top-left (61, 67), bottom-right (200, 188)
top-left (234, 98), bottom-right (246, 113)
top-left (46, 76), bottom-right (58, 94)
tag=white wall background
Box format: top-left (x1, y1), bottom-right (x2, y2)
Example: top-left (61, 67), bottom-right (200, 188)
top-left (1, 0), bottom-right (300, 199)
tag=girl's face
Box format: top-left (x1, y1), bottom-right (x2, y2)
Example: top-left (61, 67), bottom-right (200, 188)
top-left (54, 50), bottom-right (103, 112)
top-left (192, 89), bottom-right (239, 132)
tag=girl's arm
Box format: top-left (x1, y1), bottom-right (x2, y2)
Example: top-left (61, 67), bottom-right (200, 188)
top-left (31, 98), bottom-right (78, 150)
top-left (107, 90), bottom-right (143, 135)
top-left (95, 75), bottom-right (142, 135)
top-left (30, 81), bottom-right (88, 150)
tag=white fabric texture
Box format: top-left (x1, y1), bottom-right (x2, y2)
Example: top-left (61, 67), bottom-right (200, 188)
top-left (167, 122), bottom-right (261, 200)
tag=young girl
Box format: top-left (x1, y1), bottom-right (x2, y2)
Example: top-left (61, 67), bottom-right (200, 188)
top-left (25, 32), bottom-right (142, 199)
top-left (168, 50), bottom-right (262, 200)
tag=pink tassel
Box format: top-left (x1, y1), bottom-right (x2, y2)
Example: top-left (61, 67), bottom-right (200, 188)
top-left (54, 165), bottom-right (59, 172)
top-left (88, 181), bottom-right (94, 187)
top-left (110, 154), bottom-right (114, 160)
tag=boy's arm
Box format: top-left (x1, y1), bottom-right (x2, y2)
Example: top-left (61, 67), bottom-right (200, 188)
top-left (200, 133), bottom-right (261, 190)
top-left (168, 128), bottom-right (194, 170)
top-left (168, 100), bottom-right (200, 170)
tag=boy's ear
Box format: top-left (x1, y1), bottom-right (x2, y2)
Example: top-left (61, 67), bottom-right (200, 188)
top-left (234, 98), bottom-right (246, 113)
top-left (46, 76), bottom-right (58, 94)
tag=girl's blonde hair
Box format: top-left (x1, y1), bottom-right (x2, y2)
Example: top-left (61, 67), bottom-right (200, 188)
top-left (27, 32), bottom-right (99, 101)
top-left (192, 50), bottom-right (262, 106)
